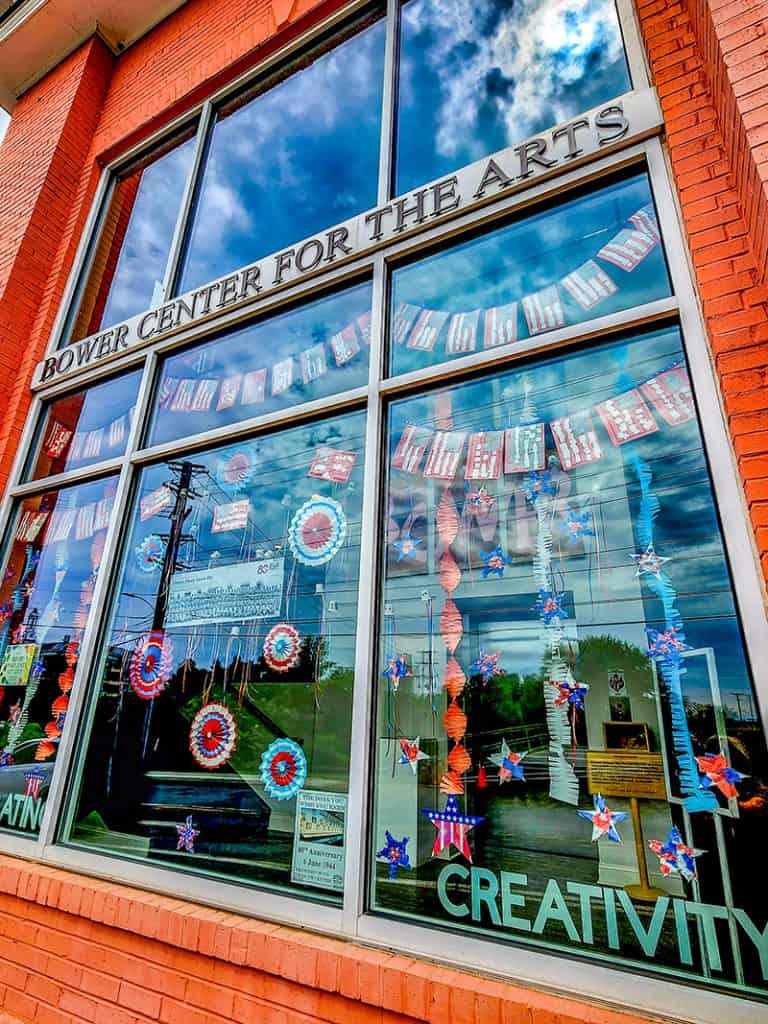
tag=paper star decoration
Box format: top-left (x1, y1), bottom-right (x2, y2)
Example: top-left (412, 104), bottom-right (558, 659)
top-left (488, 740), bottom-right (527, 783)
top-left (466, 487), bottom-right (496, 516)
top-left (534, 589), bottom-right (568, 624)
top-left (577, 794), bottom-right (628, 843)
top-left (696, 752), bottom-right (746, 799)
top-left (648, 827), bottom-right (704, 882)
top-left (646, 625), bottom-right (690, 665)
top-left (176, 815), bottom-right (200, 853)
top-left (422, 794), bottom-right (484, 861)
top-left (399, 736), bottom-right (429, 773)
top-left (376, 831), bottom-right (411, 878)
top-left (523, 470), bottom-right (557, 503)
top-left (562, 510), bottom-right (595, 544)
top-left (382, 655), bottom-right (411, 691)
top-left (550, 671), bottom-right (589, 710)
top-left (393, 533), bottom-right (422, 561)
top-left (630, 544), bottom-right (670, 579)
top-left (481, 546), bottom-right (512, 579)
top-left (469, 650), bottom-right (503, 684)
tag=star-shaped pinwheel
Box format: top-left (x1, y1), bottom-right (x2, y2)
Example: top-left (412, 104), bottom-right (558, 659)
top-left (696, 752), bottom-right (746, 799)
top-left (648, 827), bottom-right (704, 882)
top-left (398, 736), bottom-right (429, 774)
top-left (176, 815), bottom-right (200, 853)
top-left (550, 672), bottom-right (589, 710)
top-left (534, 589), bottom-right (568, 625)
top-left (466, 487), bottom-right (496, 516)
top-left (562, 510), bottom-right (595, 544)
top-left (393, 533), bottom-right (422, 562)
top-left (630, 544), bottom-right (670, 579)
top-left (523, 470), bottom-right (557, 504)
top-left (382, 655), bottom-right (411, 691)
top-left (488, 739), bottom-right (527, 783)
top-left (422, 795), bottom-right (484, 862)
top-left (577, 794), bottom-right (628, 843)
top-left (376, 831), bottom-right (411, 878)
top-left (646, 625), bottom-right (690, 665)
top-left (481, 546), bottom-right (511, 579)
top-left (469, 650), bottom-right (503, 684)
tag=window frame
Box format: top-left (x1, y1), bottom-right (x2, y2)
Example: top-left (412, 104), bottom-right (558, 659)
top-left (0, 1), bottom-right (765, 1019)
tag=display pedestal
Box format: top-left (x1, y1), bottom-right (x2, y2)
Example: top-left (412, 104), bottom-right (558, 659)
top-left (623, 795), bottom-right (666, 902)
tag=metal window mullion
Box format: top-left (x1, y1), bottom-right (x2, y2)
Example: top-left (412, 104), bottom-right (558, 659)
top-left (9, 457), bottom-right (127, 499)
top-left (376, 0), bottom-right (400, 206)
top-left (615, 0), bottom-right (651, 91)
top-left (341, 253), bottom-right (386, 934)
top-left (161, 102), bottom-right (215, 301)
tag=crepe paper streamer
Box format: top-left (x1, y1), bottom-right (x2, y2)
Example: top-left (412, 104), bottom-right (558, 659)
top-left (439, 552), bottom-right (461, 596)
top-left (534, 590), bottom-right (568, 625)
top-left (469, 650), bottom-right (502, 685)
top-left (376, 831), bottom-right (411, 879)
top-left (489, 740), bottom-right (527, 783)
top-left (288, 495), bottom-right (347, 567)
top-left (176, 816), bottom-right (200, 853)
top-left (523, 469), bottom-right (557, 503)
top-left (466, 487), bottom-right (496, 516)
top-left (57, 666), bottom-right (74, 693)
top-left (259, 738), bottom-right (307, 801)
top-left (577, 794), bottom-right (628, 843)
top-left (436, 490), bottom-right (459, 545)
top-left (399, 737), bottom-right (429, 774)
top-left (263, 623), bottom-right (302, 673)
top-left (129, 630), bottom-right (174, 700)
top-left (189, 702), bottom-right (238, 770)
top-left (440, 599), bottom-right (463, 654)
top-left (696, 752), bottom-right (746, 799)
top-left (443, 657), bottom-right (466, 699)
top-left (45, 720), bottom-right (62, 740)
top-left (34, 741), bottom-right (56, 762)
top-left (648, 827), bottom-right (704, 882)
top-left (480, 546), bottom-right (511, 579)
top-left (216, 446), bottom-right (256, 494)
top-left (393, 533), bottom-right (422, 561)
top-left (646, 626), bottom-right (690, 667)
top-left (477, 765), bottom-right (488, 789)
top-left (630, 544), bottom-right (670, 579)
top-left (383, 655), bottom-right (411, 693)
top-left (65, 641), bottom-right (79, 667)
top-left (443, 700), bottom-right (467, 742)
top-left (422, 795), bottom-right (484, 862)
top-left (440, 771), bottom-right (464, 795)
top-left (561, 510), bottom-right (595, 545)
top-left (550, 673), bottom-right (589, 711)
top-left (447, 743), bottom-right (472, 776)
top-left (135, 534), bottom-right (166, 573)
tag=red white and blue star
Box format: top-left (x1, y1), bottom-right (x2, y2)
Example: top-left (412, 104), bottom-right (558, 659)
top-left (630, 544), bottom-right (670, 579)
top-left (376, 831), bottom-right (411, 878)
top-left (469, 650), bottom-right (503, 684)
top-left (176, 816), bottom-right (200, 853)
top-left (399, 736), bottom-right (429, 773)
top-left (696, 751), bottom-right (746, 799)
top-left (481, 546), bottom-right (512, 579)
top-left (577, 794), bottom-right (628, 843)
top-left (488, 740), bottom-right (527, 783)
top-left (648, 827), bottom-right (704, 882)
top-left (422, 795), bottom-right (484, 862)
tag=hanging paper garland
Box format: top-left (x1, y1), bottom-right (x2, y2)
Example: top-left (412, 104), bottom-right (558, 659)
top-left (376, 831), bottom-right (411, 878)
top-left (129, 630), bottom-right (174, 700)
top-left (259, 737), bottom-right (307, 800)
top-left (288, 495), bottom-right (347, 566)
top-left (189, 702), bottom-right (237, 769)
top-left (263, 623), bottom-right (302, 673)
top-left (135, 534), bottom-right (166, 573)
top-left (216, 446), bottom-right (257, 494)
top-left (648, 827), bottom-right (704, 881)
top-left (577, 794), bottom-right (628, 843)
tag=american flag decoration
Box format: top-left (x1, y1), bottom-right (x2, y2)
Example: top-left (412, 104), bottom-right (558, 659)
top-left (170, 379), bottom-right (196, 412)
top-left (423, 431), bottom-right (467, 481)
top-left (82, 429), bottom-right (103, 460)
top-left (629, 204), bottom-right (661, 242)
top-left (329, 324), bottom-right (360, 366)
top-left (107, 415), bottom-right (127, 449)
top-left (392, 302), bottom-right (421, 345)
top-left (16, 510), bottom-right (48, 543)
top-left (93, 496), bottom-right (113, 532)
top-left (271, 357), bottom-right (294, 396)
top-left (464, 430), bottom-right (504, 480)
top-left (44, 421), bottom-right (73, 459)
top-left (560, 259), bottom-right (618, 312)
top-left (211, 499), bottom-right (250, 534)
top-left (445, 310), bottom-right (480, 355)
top-left (158, 376), bottom-right (179, 410)
top-left (140, 484), bottom-right (171, 522)
top-left (522, 285), bottom-right (565, 336)
top-left (299, 343), bottom-right (328, 384)
top-left (190, 379), bottom-right (218, 412)
top-left (640, 364), bottom-right (695, 427)
top-left (406, 309), bottom-right (450, 351)
top-left (75, 504), bottom-right (96, 542)
top-left (47, 509), bottom-right (76, 544)
top-left (550, 411), bottom-right (604, 470)
top-left (217, 373), bottom-right (243, 410)
top-left (356, 311), bottom-right (372, 346)
top-left (422, 795), bottom-right (484, 861)
top-left (242, 367), bottom-right (267, 405)
top-left (391, 425), bottom-right (433, 474)
top-left (483, 301), bottom-right (518, 348)
top-left (577, 794), bottom-right (628, 843)
top-left (24, 770), bottom-right (45, 801)
top-left (596, 204), bottom-right (659, 271)
top-left (308, 447), bottom-right (357, 483)
top-left (69, 432), bottom-right (86, 461)
top-left (596, 389), bottom-right (658, 445)
top-left (505, 424), bottom-right (546, 473)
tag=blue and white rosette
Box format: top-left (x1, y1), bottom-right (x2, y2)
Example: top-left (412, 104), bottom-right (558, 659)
top-left (259, 738), bottom-right (307, 801)
top-left (135, 534), bottom-right (165, 573)
top-left (216, 446), bottom-right (257, 495)
top-left (288, 495), bottom-right (347, 567)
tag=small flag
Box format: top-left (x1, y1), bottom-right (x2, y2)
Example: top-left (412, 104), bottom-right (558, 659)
top-left (423, 431), bottom-right (467, 480)
top-left (82, 429), bottom-right (103, 459)
top-left (211, 499), bottom-right (250, 533)
top-left (44, 421), bottom-right (72, 459)
top-left (75, 503), bottom-right (96, 541)
top-left (16, 510), bottom-right (48, 543)
top-left (504, 424), bottom-right (546, 473)
top-left (522, 285), bottom-right (565, 336)
top-left (561, 259), bottom-right (618, 312)
top-left (308, 447), bottom-right (357, 483)
top-left (242, 368), bottom-right (266, 405)
top-left (271, 358), bottom-right (294, 396)
top-left (392, 302), bottom-right (420, 345)
top-left (550, 411), bottom-right (604, 469)
top-left (465, 430), bottom-right (504, 480)
top-left (107, 415), bottom-right (127, 449)
top-left (483, 302), bottom-right (518, 348)
top-left (407, 309), bottom-right (450, 351)
top-left (596, 389), bottom-right (659, 445)
top-left (640, 364), bottom-right (695, 426)
top-left (391, 425), bottom-right (433, 474)
top-left (170, 379), bottom-right (196, 412)
top-left (190, 379), bottom-right (218, 412)
top-left (329, 324), bottom-right (361, 366)
top-left (445, 310), bottom-right (480, 355)
top-left (217, 374), bottom-right (243, 410)
top-left (140, 485), bottom-right (171, 522)
top-left (300, 343), bottom-right (328, 384)
top-left (47, 509), bottom-right (76, 543)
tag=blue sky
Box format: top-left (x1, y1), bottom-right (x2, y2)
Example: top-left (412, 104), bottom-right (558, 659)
top-left (0, 109), bottom-right (8, 144)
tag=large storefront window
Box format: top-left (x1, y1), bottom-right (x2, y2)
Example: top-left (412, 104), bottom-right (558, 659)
top-left (65, 410), bottom-right (365, 896)
top-left (371, 325), bottom-right (768, 996)
top-left (0, 476), bottom-right (118, 835)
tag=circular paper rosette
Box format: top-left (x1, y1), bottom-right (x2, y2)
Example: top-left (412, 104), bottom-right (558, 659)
top-left (263, 623), bottom-right (302, 673)
top-left (259, 738), bottom-right (307, 801)
top-left (129, 630), bottom-right (174, 700)
top-left (288, 495), bottom-right (347, 567)
top-left (135, 534), bottom-right (166, 574)
top-left (189, 702), bottom-right (237, 770)
top-left (216, 446), bottom-right (256, 494)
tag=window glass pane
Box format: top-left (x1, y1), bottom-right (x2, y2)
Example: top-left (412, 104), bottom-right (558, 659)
top-left (150, 281), bottom-right (371, 447)
top-left (371, 326), bottom-right (768, 999)
top-left (395, 0), bottom-right (631, 195)
top-left (67, 410), bottom-right (365, 897)
top-left (389, 173), bottom-right (670, 378)
top-left (0, 476), bottom-right (118, 836)
top-left (27, 369), bottom-right (143, 481)
top-left (70, 132), bottom-right (196, 343)
top-left (178, 16), bottom-right (385, 293)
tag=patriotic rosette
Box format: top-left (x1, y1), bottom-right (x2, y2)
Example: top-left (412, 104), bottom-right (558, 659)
top-left (288, 495), bottom-right (347, 566)
top-left (259, 737), bottom-right (307, 800)
top-left (129, 630), bottom-right (174, 700)
top-left (189, 702), bottom-right (237, 769)
top-left (216, 446), bottom-right (257, 495)
top-left (135, 534), bottom-right (165, 573)
top-left (263, 623), bottom-right (302, 673)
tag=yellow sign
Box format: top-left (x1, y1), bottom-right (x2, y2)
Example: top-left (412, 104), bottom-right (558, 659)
top-left (0, 644), bottom-right (38, 687)
top-left (585, 750), bottom-right (667, 800)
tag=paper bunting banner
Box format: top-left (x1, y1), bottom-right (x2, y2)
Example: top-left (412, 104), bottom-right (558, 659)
top-left (82, 429), bottom-right (103, 459)
top-left (640, 364), bottom-right (695, 427)
top-left (158, 376), bottom-right (179, 410)
top-left (407, 309), bottom-right (450, 351)
top-left (176, 816), bottom-right (200, 853)
top-left (242, 368), bottom-right (267, 405)
top-left (44, 421), bottom-right (73, 459)
top-left (259, 738), bottom-right (307, 800)
top-left (329, 324), bottom-right (361, 366)
top-left (191, 379), bottom-right (218, 412)
top-left (696, 752), bottom-right (746, 799)
top-left (94, 497), bottom-right (113, 532)
top-left (489, 740), bottom-right (527, 782)
top-left (129, 630), bottom-right (174, 700)
top-left (422, 795), bottom-right (484, 861)
top-left (596, 389), bottom-right (658, 445)
top-left (383, 655), bottom-right (411, 692)
top-left (271, 357), bottom-right (294, 396)
top-left (561, 510), bottom-right (595, 545)
top-left (630, 544), bottom-right (669, 578)
top-left (108, 415), bottom-right (127, 449)
top-left (288, 495), bottom-right (347, 566)
top-left (135, 534), bottom-right (165, 573)
top-left (505, 424), bottom-right (546, 473)
top-left (377, 831), bottom-right (411, 878)
top-left (399, 737), bottom-right (429, 773)
top-left (648, 827), bottom-right (704, 882)
top-left (392, 302), bottom-right (420, 345)
top-left (483, 302), bottom-right (518, 348)
top-left (189, 702), bottom-right (237, 769)
top-left (24, 770), bottom-right (45, 801)
top-left (211, 499), bottom-right (250, 534)
top-left (263, 623), bottom-right (302, 673)
top-left (16, 510), bottom-right (47, 543)
top-left (217, 373), bottom-right (242, 410)
top-left (170, 379), bottom-right (195, 412)
top-left (550, 411), bottom-right (603, 470)
top-left (597, 222), bottom-right (658, 271)
top-left (47, 509), bottom-right (76, 544)
top-left (391, 425), bottom-right (433, 475)
top-left (140, 484), bottom-right (171, 521)
top-left (308, 447), bottom-right (357, 483)
top-left (560, 259), bottom-right (617, 312)
top-left (357, 312), bottom-right (372, 346)
top-left (423, 431), bottom-right (467, 480)
top-left (443, 657), bottom-right (466, 699)
top-left (577, 794), bottom-right (628, 842)
top-left (75, 504), bottom-right (96, 541)
top-left (300, 342), bottom-right (328, 384)
top-left (469, 650), bottom-right (502, 684)
top-left (522, 285), bottom-right (565, 336)
top-left (465, 431), bottom-right (504, 480)
top-left (445, 310), bottom-right (480, 354)
top-left (216, 446), bottom-right (257, 494)
top-left (481, 546), bottom-right (511, 579)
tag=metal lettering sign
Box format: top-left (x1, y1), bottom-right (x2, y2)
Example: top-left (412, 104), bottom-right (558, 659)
top-left (34, 89), bottom-right (662, 389)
